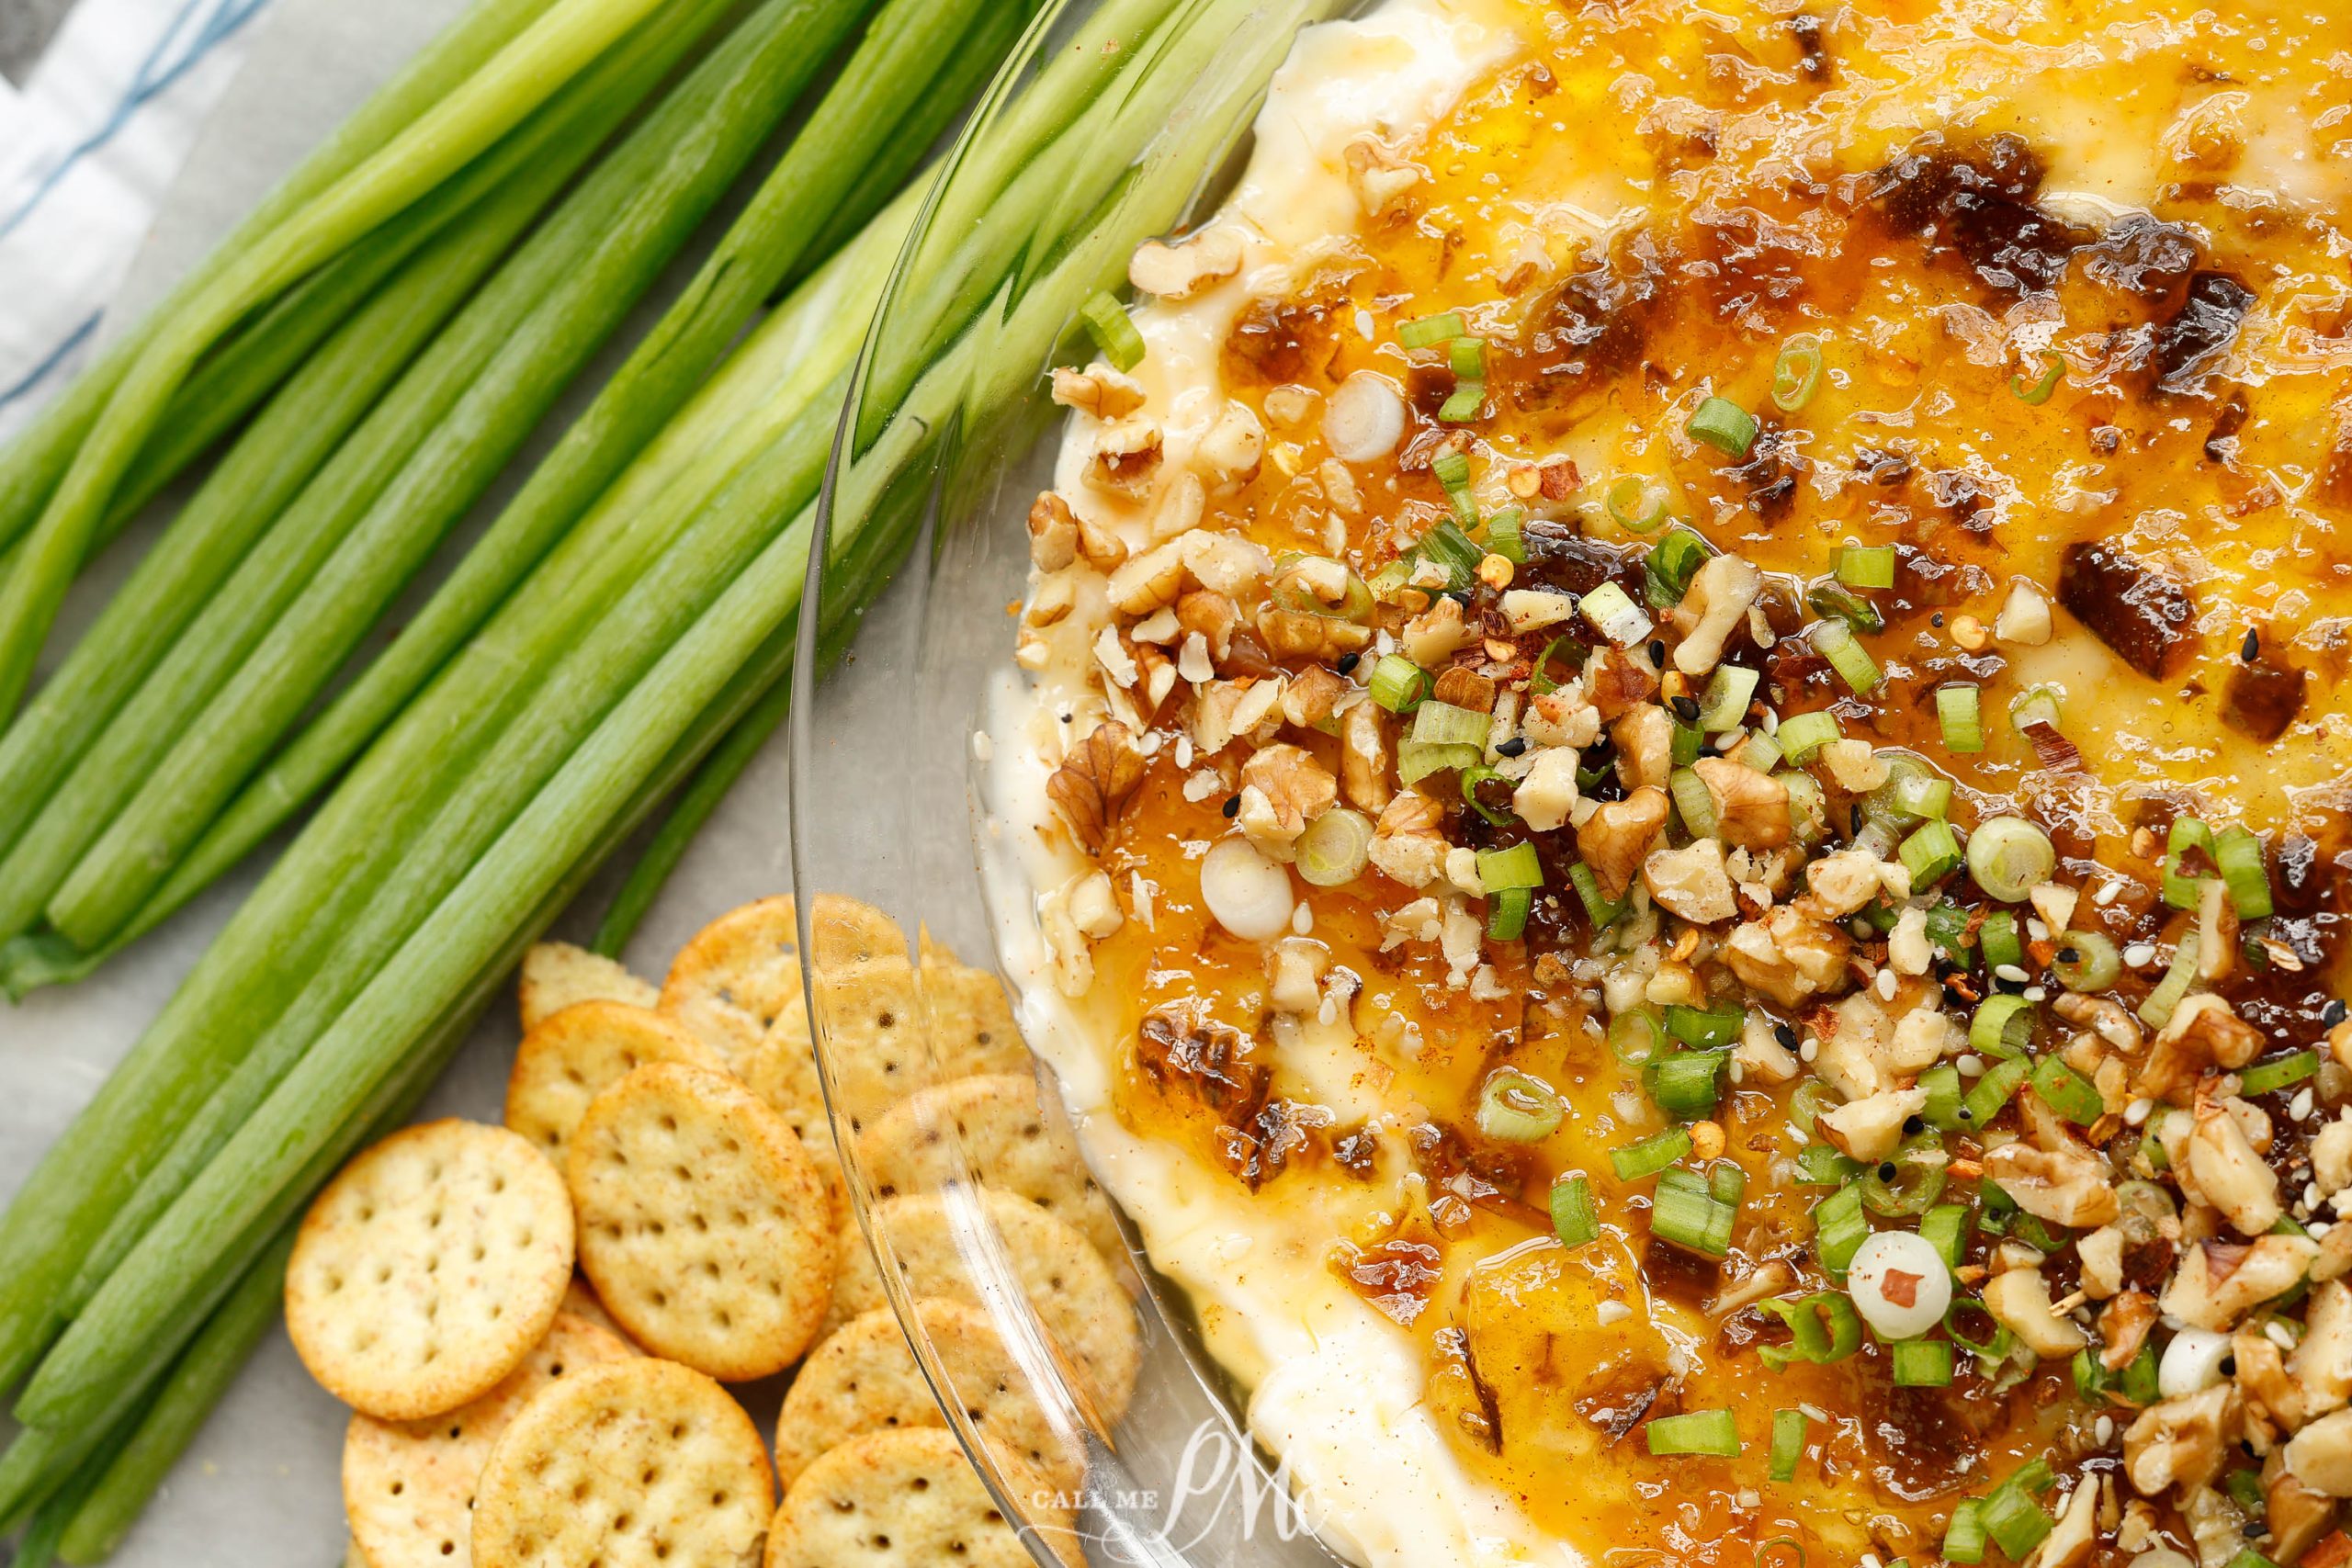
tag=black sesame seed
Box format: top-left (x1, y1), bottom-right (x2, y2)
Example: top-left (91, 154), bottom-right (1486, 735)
top-left (2242, 626), bottom-right (2260, 663)
top-left (1336, 651), bottom-right (1362, 676)
top-left (1849, 802), bottom-right (1865, 839)
top-left (2324, 998), bottom-right (2347, 1027)
top-left (1671, 694), bottom-right (1701, 724)
top-left (1447, 589), bottom-right (1474, 608)
top-left (1957, 1106), bottom-right (1973, 1122)
top-left (1930, 612), bottom-right (1945, 628)
top-left (1498, 736), bottom-right (1529, 758)
top-left (1903, 1115), bottom-right (1926, 1136)
top-left (1221, 795), bottom-right (1239, 818)
top-left (1876, 1162), bottom-right (1898, 1182)
top-left (1647, 639), bottom-right (1667, 666)
top-left (1773, 1022), bottom-right (1799, 1051)
top-left (2057, 947), bottom-right (2079, 965)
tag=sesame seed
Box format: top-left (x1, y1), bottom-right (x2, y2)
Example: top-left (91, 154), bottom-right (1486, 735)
top-left (1498, 736), bottom-right (1528, 758)
top-left (2267, 1321), bottom-right (2297, 1351)
top-left (1336, 651), bottom-right (1362, 675)
top-left (1800, 1037), bottom-right (1819, 1063)
top-left (2326, 998), bottom-right (2348, 1028)
top-left (2024, 986), bottom-right (2048, 1003)
top-left (1221, 795), bottom-right (1240, 818)
top-left (2124, 1098), bottom-right (2155, 1126)
top-left (1775, 1022), bottom-right (1800, 1050)
top-left (2123, 942), bottom-right (2157, 968)
top-left (1995, 964), bottom-right (2030, 984)
top-left (1957, 1054), bottom-right (1985, 1077)
top-left (2093, 880), bottom-right (2122, 907)
top-left (2094, 1416), bottom-right (2114, 1445)
top-left (2243, 626), bottom-right (2261, 662)
top-left (1876, 968), bottom-right (1897, 1000)
top-left (2291, 1087), bottom-right (2316, 1121)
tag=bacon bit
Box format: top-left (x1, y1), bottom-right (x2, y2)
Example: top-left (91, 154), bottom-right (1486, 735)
top-left (1949, 1157), bottom-right (1984, 1179)
top-left (1332, 1235), bottom-right (1444, 1325)
top-left (2025, 721), bottom-right (2085, 772)
top-left (1884, 1269), bottom-right (1923, 1309)
top-left (2304, 1533), bottom-right (2352, 1568)
top-left (1540, 457), bottom-right (1579, 499)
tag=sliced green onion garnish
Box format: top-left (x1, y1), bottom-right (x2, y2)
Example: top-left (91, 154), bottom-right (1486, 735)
top-left (1937, 684), bottom-right (1984, 753)
top-left (1606, 475), bottom-right (1670, 533)
top-left (1579, 580), bottom-right (1655, 646)
top-left (1079, 291), bottom-right (1145, 370)
top-left (1926, 900), bottom-right (1974, 963)
top-left (1814, 616), bottom-right (1882, 694)
top-left (1430, 446), bottom-right (1472, 490)
top-left (1610, 1010), bottom-right (1664, 1066)
top-left (1551, 1175), bottom-right (1600, 1248)
top-left (2214, 825), bottom-right (2273, 919)
top-left (1670, 716), bottom-right (1705, 766)
top-left (1900, 820), bottom-right (1962, 886)
top-left (1776, 709), bottom-right (1840, 763)
top-left (1653, 1166), bottom-right (1736, 1255)
top-left (1709, 1160), bottom-right (1747, 1206)
top-left (2010, 350), bottom-right (2064, 406)
top-left (2162, 816), bottom-right (2213, 910)
top-left (1610, 1127), bottom-right (1692, 1182)
top-left (1742, 731), bottom-right (1784, 773)
top-left (1570, 861), bottom-right (1627, 930)
top-left (1943, 1501), bottom-right (1988, 1565)
top-left (1970, 994), bottom-right (2035, 1058)
top-left (1417, 520), bottom-right (1484, 586)
top-left (1480, 506), bottom-right (1526, 564)
top-left (1962, 1054), bottom-right (2031, 1127)
top-left (1664, 1004), bottom-right (1743, 1049)
top-left (2052, 930), bottom-right (2120, 992)
top-left (1859, 1134), bottom-right (1950, 1217)
top-left (1920, 1203), bottom-right (1971, 1271)
top-left (2031, 1055), bottom-right (2104, 1125)
top-left (1396, 740), bottom-right (1481, 784)
top-left (2120, 1342), bottom-right (2160, 1405)
top-left (1967, 815), bottom-right (2055, 903)
top-left (1460, 765), bottom-right (1514, 828)
top-left (1807, 580), bottom-right (1885, 633)
top-left (2241, 1049), bottom-right (2320, 1097)
top-left (1813, 1183), bottom-right (1869, 1275)
top-left (1687, 396), bottom-right (1759, 458)
top-left (1648, 1052), bottom-right (1727, 1120)
top-left (1796, 1142), bottom-right (1860, 1185)
top-left (1645, 1408), bottom-right (1740, 1457)
top-left (1411, 698), bottom-right (1491, 749)
top-left (1769, 1409), bottom-right (1808, 1482)
top-left (1273, 554), bottom-right (1374, 620)
top-left (1366, 653), bottom-right (1428, 713)
top-left (1530, 635), bottom-right (1585, 694)
top-left (2222, 1549), bottom-right (2281, 1568)
top-left (1487, 885), bottom-right (1532, 942)
top-left (1697, 665), bottom-right (1758, 732)
top-left (1438, 381), bottom-right (1487, 423)
top-left (1919, 1064), bottom-right (1965, 1133)
top-left (1759, 1290), bottom-right (1863, 1368)
top-left (1979, 909), bottom-right (2024, 972)
top-left (1477, 1067), bottom-right (1563, 1143)
top-left (1670, 766), bottom-right (1719, 840)
top-left (1891, 1338), bottom-right (1955, 1387)
top-left (2009, 682), bottom-right (2064, 734)
top-left (1400, 310), bottom-right (1467, 348)
top-left (1834, 544), bottom-right (1896, 589)
top-left (1981, 1483), bottom-right (2052, 1559)
top-left (1943, 1296), bottom-right (2013, 1359)
top-left (1477, 840), bottom-right (1544, 892)
top-left (1644, 526), bottom-right (1709, 607)
top-left (1448, 337), bottom-right (1487, 380)
top-left (2137, 930), bottom-right (2201, 1028)
top-left (1771, 334), bottom-right (1824, 412)
top-left (1295, 807), bottom-right (1374, 887)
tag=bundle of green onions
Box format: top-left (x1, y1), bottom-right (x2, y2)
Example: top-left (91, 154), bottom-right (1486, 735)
top-left (0, 0), bottom-right (1321, 1553)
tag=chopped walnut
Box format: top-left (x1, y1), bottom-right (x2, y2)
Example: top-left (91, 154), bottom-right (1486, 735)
top-left (1368, 792), bottom-right (1447, 889)
top-left (1817, 1085), bottom-right (1928, 1162)
top-left (1239, 743), bottom-right (1338, 841)
top-left (2124, 1383), bottom-right (2238, 1496)
top-left (1671, 554), bottom-right (1763, 676)
top-left (1281, 666), bottom-right (1347, 730)
top-left (1086, 414), bottom-right (1163, 497)
top-left (1576, 786), bottom-right (1670, 899)
top-left (1127, 227), bottom-right (1245, 299)
top-left (2186, 1094), bottom-right (2284, 1236)
top-left (1344, 134), bottom-right (1425, 218)
top-left (1195, 400), bottom-right (1264, 493)
top-left (1046, 721), bottom-right (1146, 853)
top-left (1587, 645), bottom-right (1662, 719)
top-left (1075, 513), bottom-right (1127, 572)
top-left (2290, 1410), bottom-right (2352, 1499)
top-left (1724, 905), bottom-right (1854, 1007)
top-left (1402, 595), bottom-right (1477, 667)
top-left (1984, 1266), bottom-right (2090, 1359)
top-left (1431, 666), bottom-right (1496, 713)
top-left (2055, 992), bottom-right (2144, 1052)
top-left (1802, 848), bottom-right (1886, 919)
top-left (2296, 1282), bottom-right (2352, 1425)
top-left (1644, 839), bottom-right (1737, 924)
top-left (1511, 748), bottom-right (1581, 833)
top-left (1050, 362), bottom-right (1147, 419)
top-left (1982, 1140), bottom-right (2121, 1229)
top-left (1107, 539), bottom-right (1186, 615)
top-left (2264, 1450), bottom-right (2342, 1559)
top-left (1177, 528), bottom-right (1271, 598)
top-left (2140, 994), bottom-right (2266, 1102)
top-left (1175, 587), bottom-right (1240, 660)
top-left (1028, 491), bottom-right (1079, 570)
top-left (2161, 1235), bottom-right (2322, 1331)
top-left (2036, 1474), bottom-right (2100, 1568)
top-left (1693, 757), bottom-right (1791, 851)
top-left (1521, 688), bottom-right (1600, 749)
top-left (1340, 698), bottom-right (1393, 812)
top-left (1613, 706), bottom-right (1673, 792)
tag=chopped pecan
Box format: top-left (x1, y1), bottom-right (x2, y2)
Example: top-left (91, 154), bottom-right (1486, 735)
top-left (1982, 1139), bottom-right (2121, 1229)
top-left (2186, 1093), bottom-right (2283, 1236)
top-left (2140, 993), bottom-right (2265, 1103)
top-left (2124, 1383), bottom-right (2238, 1496)
top-left (1693, 757), bottom-right (1790, 850)
top-left (1368, 792), bottom-right (1446, 888)
top-left (1432, 666), bottom-right (1496, 713)
top-left (1239, 743), bottom-right (1338, 840)
top-left (1340, 698), bottom-right (1393, 811)
top-left (1050, 362), bottom-right (1147, 419)
top-left (1724, 906), bottom-right (1854, 1007)
top-left (1671, 554), bottom-right (1762, 677)
top-left (1086, 414), bottom-right (1164, 497)
top-left (1587, 644), bottom-right (1662, 719)
top-left (1257, 600), bottom-right (1372, 660)
top-left (1046, 721), bottom-right (1146, 853)
top-left (1028, 491), bottom-right (1079, 570)
top-left (2161, 1235), bottom-right (2322, 1331)
top-left (1612, 705), bottom-right (1673, 792)
top-left (1107, 540), bottom-right (1186, 615)
top-left (1176, 587), bottom-right (1240, 660)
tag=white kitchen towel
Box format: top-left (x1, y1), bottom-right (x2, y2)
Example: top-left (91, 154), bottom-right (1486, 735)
top-left (0, 0), bottom-right (270, 439)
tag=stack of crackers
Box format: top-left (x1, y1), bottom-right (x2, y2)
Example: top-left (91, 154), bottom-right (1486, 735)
top-left (284, 896), bottom-right (1137, 1568)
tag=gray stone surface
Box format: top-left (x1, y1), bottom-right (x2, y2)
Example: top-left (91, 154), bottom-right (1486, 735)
top-left (0, 0), bottom-right (74, 84)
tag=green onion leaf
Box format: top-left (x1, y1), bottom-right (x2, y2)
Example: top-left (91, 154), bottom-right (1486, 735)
top-left (1686, 396), bottom-right (1759, 458)
top-left (1970, 994), bottom-right (2036, 1058)
top-left (1417, 520), bottom-right (1484, 586)
top-left (1776, 709), bottom-right (1840, 763)
top-left (1579, 581), bottom-right (1655, 646)
top-left (1920, 1203), bottom-right (1971, 1271)
top-left (1796, 1143), bottom-right (1860, 1185)
top-left (1900, 820), bottom-right (1962, 886)
top-left (1643, 526), bottom-right (1709, 608)
top-left (1943, 1296), bottom-right (2013, 1359)
top-left (2214, 825), bottom-right (2273, 919)
top-left (1834, 544), bottom-right (1895, 589)
top-left (1410, 698), bottom-right (1490, 749)
top-left (1400, 310), bottom-right (1467, 348)
top-left (2163, 817), bottom-right (2214, 910)
top-left (1771, 335), bottom-right (1824, 412)
top-left (1937, 684), bottom-right (1985, 753)
top-left (1670, 767), bottom-right (1719, 840)
top-left (1759, 1291), bottom-right (1863, 1368)
top-left (2052, 931), bottom-right (2121, 993)
top-left (1460, 765), bottom-right (1514, 828)
top-left (1486, 886), bottom-right (1532, 942)
top-left (1967, 815), bottom-right (2055, 903)
top-left (1943, 1501), bottom-right (1988, 1565)
top-left (1813, 1184), bottom-right (1869, 1275)
top-left (1647, 1052), bottom-right (1727, 1121)
top-left (1979, 910), bottom-right (2025, 973)
top-left (1396, 740), bottom-right (1482, 784)
top-left (1550, 1175), bottom-right (1600, 1248)
top-left (2240, 1049), bottom-right (2320, 1097)
top-left (1477, 1067), bottom-right (1563, 1143)
top-left (1438, 381), bottom-right (1487, 423)
top-left (1697, 665), bottom-right (1758, 732)
top-left (1610, 1127), bottom-right (1692, 1182)
top-left (1664, 1005), bottom-right (1743, 1049)
top-left (1366, 653), bottom-right (1428, 714)
top-left (2137, 930), bottom-right (2202, 1028)
top-left (1815, 616), bottom-right (1882, 694)
top-left (1769, 1408), bottom-right (1808, 1482)
top-left (1962, 1054), bottom-right (2032, 1128)
top-left (1891, 1338), bottom-right (1954, 1387)
top-left (1480, 506), bottom-right (1526, 564)
top-left (1645, 1408), bottom-right (1740, 1457)
top-left (1859, 1134), bottom-right (1950, 1217)
top-left (2011, 350), bottom-right (2064, 405)
top-left (1654, 1167), bottom-right (1736, 1256)
top-left (2031, 1055), bottom-right (2105, 1125)
top-left (1568, 862), bottom-right (1627, 930)
top-left (1477, 841), bottom-right (1544, 893)
top-left (1981, 1483), bottom-right (2052, 1559)
top-left (1606, 476), bottom-right (1670, 533)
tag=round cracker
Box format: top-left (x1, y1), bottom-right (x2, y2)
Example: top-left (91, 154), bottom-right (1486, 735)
top-left (659, 896), bottom-right (805, 1069)
top-left (765, 1429), bottom-right (1069, 1568)
top-left (520, 942), bottom-right (655, 1033)
top-left (288, 1121), bottom-right (574, 1421)
top-left (345, 1313), bottom-right (633, 1568)
top-left (829, 1190), bottom-right (1137, 1422)
top-left (856, 1075), bottom-right (1122, 1262)
top-left (567, 1064), bottom-right (833, 1381)
top-left (775, 1300), bottom-right (1083, 1492)
top-left (741, 1004), bottom-right (844, 1228)
top-left (560, 1276), bottom-right (642, 1353)
top-left (769, 953), bottom-right (1028, 1141)
top-left (504, 1001), bottom-right (729, 1165)
top-left (471, 1357), bottom-right (771, 1568)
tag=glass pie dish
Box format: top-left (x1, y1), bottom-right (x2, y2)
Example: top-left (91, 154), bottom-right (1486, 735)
top-left (789, 2), bottom-right (1353, 1563)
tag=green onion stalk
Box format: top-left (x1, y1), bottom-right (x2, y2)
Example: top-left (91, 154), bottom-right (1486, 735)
top-left (0, 0), bottom-right (683, 723)
top-left (0, 0), bottom-right (563, 565)
top-left (21, 0), bottom-right (1014, 971)
top-left (9, 0), bottom-right (1314, 1457)
top-left (0, 0), bottom-right (751, 935)
top-left (34, 0), bottom-right (876, 954)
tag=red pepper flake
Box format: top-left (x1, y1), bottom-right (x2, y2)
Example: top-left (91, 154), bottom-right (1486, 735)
top-left (1883, 1269), bottom-right (1922, 1309)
